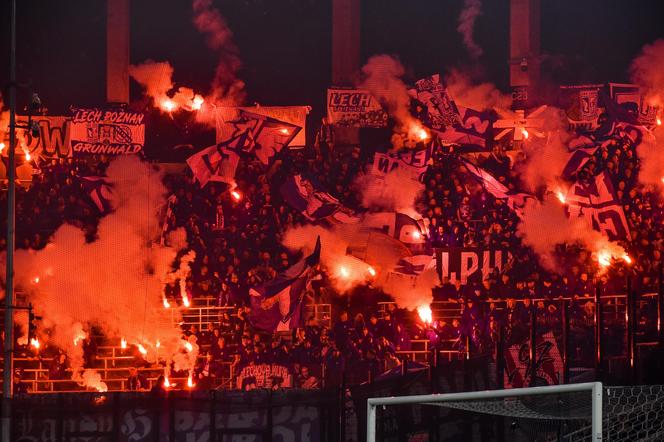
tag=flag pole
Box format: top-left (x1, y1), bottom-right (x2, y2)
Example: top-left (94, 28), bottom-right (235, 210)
top-left (2, 0), bottom-right (18, 439)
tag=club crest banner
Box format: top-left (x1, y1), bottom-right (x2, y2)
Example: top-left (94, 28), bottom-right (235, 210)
top-left (70, 108), bottom-right (145, 155)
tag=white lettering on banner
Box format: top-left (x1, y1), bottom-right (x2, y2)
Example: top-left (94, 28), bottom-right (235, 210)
top-left (460, 251), bottom-right (479, 283)
top-left (72, 143), bottom-right (143, 155)
top-left (436, 248), bottom-right (510, 284)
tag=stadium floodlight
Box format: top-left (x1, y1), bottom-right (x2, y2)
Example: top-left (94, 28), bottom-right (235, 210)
top-left (367, 382), bottom-right (603, 442)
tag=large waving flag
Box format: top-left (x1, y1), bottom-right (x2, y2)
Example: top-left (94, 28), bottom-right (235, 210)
top-left (565, 172), bottom-right (630, 241)
top-left (408, 74), bottom-right (494, 152)
top-left (459, 157), bottom-right (533, 217)
top-left (249, 237), bottom-right (321, 332)
top-left (80, 176), bottom-right (113, 213)
top-left (186, 143), bottom-right (240, 187)
top-left (217, 110), bottom-right (301, 165)
top-left (280, 174), bottom-right (359, 224)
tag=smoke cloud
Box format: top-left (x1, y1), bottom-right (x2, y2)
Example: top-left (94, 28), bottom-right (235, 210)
top-left (457, 0), bottom-right (483, 59)
top-left (353, 167), bottom-right (424, 218)
top-left (516, 108), bottom-right (571, 193)
top-left (192, 0), bottom-right (245, 106)
top-left (10, 157), bottom-right (196, 389)
top-left (446, 69), bottom-right (512, 110)
top-left (129, 60), bottom-right (207, 113)
top-left (636, 128), bottom-right (664, 190)
top-left (630, 39), bottom-right (664, 107)
top-left (359, 55), bottom-right (425, 148)
top-left (283, 220), bottom-right (434, 312)
top-left (517, 194), bottom-right (627, 271)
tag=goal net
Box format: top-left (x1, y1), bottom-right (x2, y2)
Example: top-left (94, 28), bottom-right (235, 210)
top-left (367, 383), bottom-right (664, 442)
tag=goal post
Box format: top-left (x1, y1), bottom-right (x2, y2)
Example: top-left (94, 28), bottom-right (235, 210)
top-left (367, 382), bottom-right (603, 442)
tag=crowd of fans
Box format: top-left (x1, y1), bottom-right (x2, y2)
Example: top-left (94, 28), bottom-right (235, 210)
top-left (2, 110), bottom-right (663, 392)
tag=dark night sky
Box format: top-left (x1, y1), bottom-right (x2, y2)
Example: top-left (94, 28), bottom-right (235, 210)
top-left (1, 0), bottom-right (663, 120)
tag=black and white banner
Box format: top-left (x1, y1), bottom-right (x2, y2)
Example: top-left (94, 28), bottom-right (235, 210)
top-left (435, 247), bottom-right (510, 284)
top-left (565, 172), bottom-right (630, 241)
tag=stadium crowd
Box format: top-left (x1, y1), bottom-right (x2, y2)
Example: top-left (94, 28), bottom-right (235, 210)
top-left (1, 113), bottom-right (661, 391)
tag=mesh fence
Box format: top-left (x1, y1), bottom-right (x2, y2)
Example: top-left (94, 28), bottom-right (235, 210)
top-left (374, 385), bottom-right (664, 442)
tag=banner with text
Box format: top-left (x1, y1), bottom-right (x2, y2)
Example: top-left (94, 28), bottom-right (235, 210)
top-left (327, 88), bottom-right (388, 128)
top-left (435, 247), bottom-right (510, 284)
top-left (16, 116), bottom-right (72, 159)
top-left (236, 364), bottom-right (293, 390)
top-left (70, 108), bottom-right (145, 155)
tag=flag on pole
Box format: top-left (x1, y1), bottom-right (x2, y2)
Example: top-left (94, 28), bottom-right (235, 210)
top-left (186, 144), bottom-right (240, 187)
top-left (80, 176), bottom-right (113, 213)
top-left (216, 110), bottom-right (302, 165)
top-left (459, 157), bottom-right (534, 217)
top-left (249, 237), bottom-right (321, 332)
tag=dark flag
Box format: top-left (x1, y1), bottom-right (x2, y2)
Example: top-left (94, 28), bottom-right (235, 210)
top-left (80, 176), bottom-right (113, 213)
top-left (249, 237), bottom-right (321, 332)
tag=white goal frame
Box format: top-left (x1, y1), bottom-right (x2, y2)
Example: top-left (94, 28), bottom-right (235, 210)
top-left (367, 382), bottom-right (603, 442)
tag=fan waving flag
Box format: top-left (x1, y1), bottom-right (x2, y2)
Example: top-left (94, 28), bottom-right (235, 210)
top-left (80, 176), bottom-right (113, 213)
top-left (249, 237), bottom-right (321, 332)
top-left (186, 144), bottom-right (240, 187)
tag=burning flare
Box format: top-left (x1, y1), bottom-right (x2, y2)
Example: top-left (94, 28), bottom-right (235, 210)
top-left (161, 99), bottom-right (176, 113)
top-left (338, 266), bottom-right (350, 279)
top-left (187, 373), bottom-right (195, 388)
top-left (164, 376), bottom-right (172, 388)
top-left (657, 117), bottom-right (662, 126)
top-left (191, 95), bottom-right (204, 111)
top-left (23, 149), bottom-right (31, 161)
top-left (137, 344), bottom-right (148, 355)
top-left (623, 254), bottom-right (632, 265)
top-left (417, 304), bottom-right (433, 324)
top-left (231, 190), bottom-right (242, 201)
top-left (30, 338), bottom-right (40, 350)
top-left (31, 276), bottom-right (40, 284)
top-left (162, 297), bottom-right (171, 308)
top-left (184, 341), bottom-right (194, 352)
top-left (521, 128), bottom-right (529, 139)
top-left (597, 250), bottom-right (612, 268)
top-left (120, 337), bottom-right (127, 349)
top-left (73, 330), bottom-right (87, 346)
top-left (181, 291), bottom-right (191, 308)
top-left (556, 191), bottom-right (566, 204)
top-left (367, 266), bottom-right (377, 277)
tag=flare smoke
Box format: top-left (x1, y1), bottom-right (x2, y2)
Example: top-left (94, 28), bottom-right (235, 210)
top-left (10, 157), bottom-right (195, 385)
top-left (630, 39), bottom-right (664, 107)
top-left (457, 0), bottom-right (483, 59)
top-left (353, 167), bottom-right (424, 218)
top-left (517, 195), bottom-right (627, 271)
top-left (192, 0), bottom-right (245, 105)
top-left (283, 221), bottom-right (434, 312)
top-left (360, 55), bottom-right (421, 148)
top-left (446, 69), bottom-right (512, 110)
